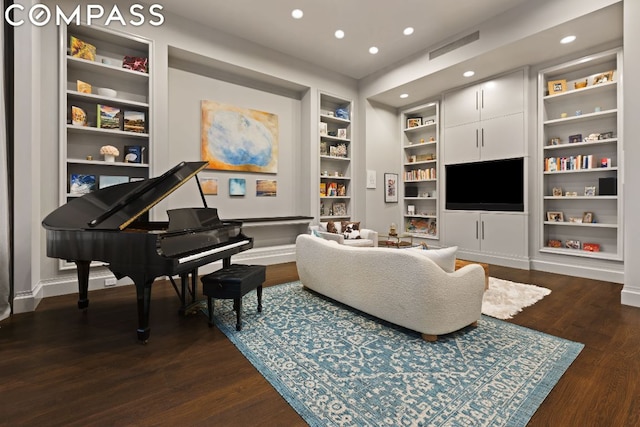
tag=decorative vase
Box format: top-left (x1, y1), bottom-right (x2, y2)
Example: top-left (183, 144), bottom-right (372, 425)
top-left (104, 154), bottom-right (115, 163)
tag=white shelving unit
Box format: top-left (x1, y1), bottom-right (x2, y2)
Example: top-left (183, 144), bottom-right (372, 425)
top-left (58, 24), bottom-right (152, 268)
top-left (319, 92), bottom-right (353, 221)
top-left (538, 48), bottom-right (623, 260)
top-left (401, 102), bottom-right (439, 239)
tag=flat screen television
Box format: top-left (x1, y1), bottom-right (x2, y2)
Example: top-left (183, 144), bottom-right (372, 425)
top-left (445, 157), bottom-right (524, 212)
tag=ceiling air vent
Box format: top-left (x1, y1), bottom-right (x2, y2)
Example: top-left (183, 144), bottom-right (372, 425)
top-left (429, 31), bottom-right (480, 60)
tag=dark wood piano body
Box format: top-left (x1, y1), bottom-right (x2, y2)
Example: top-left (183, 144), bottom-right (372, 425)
top-left (42, 161), bottom-right (253, 342)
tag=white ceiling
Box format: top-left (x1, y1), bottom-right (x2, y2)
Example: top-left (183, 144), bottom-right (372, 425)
top-left (156, 1), bottom-right (623, 108)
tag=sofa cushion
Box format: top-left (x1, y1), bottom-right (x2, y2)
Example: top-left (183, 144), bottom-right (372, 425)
top-left (343, 238), bottom-right (374, 247)
top-left (409, 246), bottom-right (458, 272)
top-left (341, 221), bottom-right (361, 239)
top-left (320, 221), bottom-right (341, 234)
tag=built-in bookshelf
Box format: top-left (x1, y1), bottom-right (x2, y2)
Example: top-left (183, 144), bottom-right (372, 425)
top-left (401, 102), bottom-right (439, 239)
top-left (319, 92), bottom-right (352, 221)
top-left (58, 24), bottom-right (152, 268)
top-left (538, 48), bottom-right (622, 260)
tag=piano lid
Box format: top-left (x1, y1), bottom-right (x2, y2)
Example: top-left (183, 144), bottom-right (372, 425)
top-left (42, 161), bottom-right (209, 231)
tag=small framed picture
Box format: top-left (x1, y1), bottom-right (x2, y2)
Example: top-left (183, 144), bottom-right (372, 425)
top-left (546, 211), bottom-right (564, 222)
top-left (384, 173), bottom-right (398, 203)
top-left (422, 118), bottom-right (435, 125)
top-left (568, 134), bottom-right (582, 144)
top-left (584, 186), bottom-right (596, 196)
top-left (599, 131), bottom-right (614, 140)
top-left (406, 118), bottom-right (422, 128)
top-left (552, 187), bottom-right (563, 197)
top-left (549, 137), bottom-right (561, 146)
top-left (592, 70), bottom-right (614, 85)
top-left (337, 128), bottom-right (347, 139)
top-left (565, 191), bottom-right (577, 197)
top-left (548, 79), bottom-right (567, 95)
top-left (319, 122), bottom-right (328, 135)
top-left (582, 212), bottom-right (594, 223)
top-left (569, 217), bottom-right (583, 223)
top-left (548, 239), bottom-right (562, 248)
top-left (565, 240), bottom-right (581, 249)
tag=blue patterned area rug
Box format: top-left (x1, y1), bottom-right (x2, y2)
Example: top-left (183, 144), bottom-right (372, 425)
top-left (211, 281), bottom-right (583, 427)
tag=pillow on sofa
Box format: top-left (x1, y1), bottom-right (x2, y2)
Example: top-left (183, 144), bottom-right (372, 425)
top-left (411, 246), bottom-right (458, 272)
top-left (341, 221), bottom-right (360, 239)
top-left (319, 221), bottom-right (340, 234)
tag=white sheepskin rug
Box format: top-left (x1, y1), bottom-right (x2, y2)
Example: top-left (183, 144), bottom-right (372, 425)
top-left (482, 277), bottom-right (551, 320)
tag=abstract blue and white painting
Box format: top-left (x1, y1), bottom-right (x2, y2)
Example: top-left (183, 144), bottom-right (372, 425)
top-left (201, 100), bottom-right (278, 173)
top-left (229, 178), bottom-right (246, 196)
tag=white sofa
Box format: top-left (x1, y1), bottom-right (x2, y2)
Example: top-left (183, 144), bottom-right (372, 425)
top-left (295, 234), bottom-right (486, 341)
top-left (309, 222), bottom-right (378, 247)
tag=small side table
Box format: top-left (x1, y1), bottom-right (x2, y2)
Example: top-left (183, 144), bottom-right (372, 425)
top-left (378, 234), bottom-right (414, 248)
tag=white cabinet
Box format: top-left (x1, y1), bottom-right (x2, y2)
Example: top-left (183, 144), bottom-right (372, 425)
top-left (444, 211), bottom-right (527, 258)
top-left (319, 92), bottom-right (353, 221)
top-left (443, 69), bottom-right (525, 164)
top-left (401, 102), bottom-right (439, 239)
top-left (538, 48), bottom-right (622, 261)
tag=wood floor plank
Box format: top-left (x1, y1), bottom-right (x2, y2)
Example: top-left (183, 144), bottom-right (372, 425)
top-left (1, 261), bottom-right (639, 426)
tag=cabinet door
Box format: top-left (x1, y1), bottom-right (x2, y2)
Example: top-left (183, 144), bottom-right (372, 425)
top-left (444, 122), bottom-right (480, 164)
top-left (480, 213), bottom-right (527, 257)
top-left (480, 69), bottom-right (524, 120)
top-left (479, 112), bottom-right (524, 161)
top-left (443, 84), bottom-right (479, 128)
top-left (443, 211), bottom-right (480, 251)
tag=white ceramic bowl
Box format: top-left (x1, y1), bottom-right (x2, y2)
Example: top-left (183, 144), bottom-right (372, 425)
top-left (97, 88), bottom-right (117, 98)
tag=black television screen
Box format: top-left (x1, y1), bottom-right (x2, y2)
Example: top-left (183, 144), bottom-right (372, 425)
top-left (445, 158), bottom-right (524, 212)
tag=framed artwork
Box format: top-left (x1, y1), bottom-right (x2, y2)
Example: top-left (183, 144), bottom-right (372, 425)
top-left (332, 202), bottom-right (347, 216)
top-left (69, 174), bottom-right (96, 194)
top-left (337, 128), bottom-right (347, 139)
top-left (582, 212), bottom-right (594, 223)
top-left (552, 187), bottom-right (563, 197)
top-left (584, 186), bottom-right (596, 197)
top-left (201, 178), bottom-right (218, 195)
top-left (568, 134), bottom-right (582, 144)
top-left (548, 79), bottom-right (567, 95)
top-left (256, 179), bottom-right (277, 197)
top-left (592, 70), bottom-right (614, 85)
top-left (546, 211), bottom-right (564, 222)
top-left (384, 173), bottom-right (398, 203)
top-left (201, 100), bottom-right (278, 173)
top-left (229, 178), bottom-right (246, 196)
top-left (406, 118), bottom-right (422, 128)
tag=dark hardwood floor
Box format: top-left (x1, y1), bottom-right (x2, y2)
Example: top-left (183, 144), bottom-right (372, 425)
top-left (1, 262), bottom-right (639, 426)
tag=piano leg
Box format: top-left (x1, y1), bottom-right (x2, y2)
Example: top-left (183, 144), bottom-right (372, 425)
top-left (74, 260), bottom-right (91, 310)
top-left (129, 273), bottom-right (155, 343)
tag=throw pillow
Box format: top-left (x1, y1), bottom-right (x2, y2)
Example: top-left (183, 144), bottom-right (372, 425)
top-left (340, 221), bottom-right (361, 240)
top-left (412, 246), bottom-right (458, 272)
top-left (326, 221), bottom-right (340, 234)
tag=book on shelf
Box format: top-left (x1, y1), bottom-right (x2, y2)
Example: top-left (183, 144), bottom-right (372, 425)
top-left (327, 182), bottom-right (337, 197)
top-left (123, 111), bottom-right (146, 133)
top-left (76, 80), bottom-right (92, 94)
top-left (97, 104), bottom-right (121, 129)
top-left (337, 183), bottom-right (346, 196)
top-left (319, 182), bottom-right (326, 196)
top-left (71, 106), bottom-right (86, 126)
top-left (124, 145), bottom-right (144, 163)
top-left (69, 174), bottom-right (96, 194)
top-left (70, 36), bottom-right (96, 61)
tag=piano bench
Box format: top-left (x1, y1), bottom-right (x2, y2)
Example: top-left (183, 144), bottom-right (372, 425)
top-left (201, 264), bottom-right (266, 331)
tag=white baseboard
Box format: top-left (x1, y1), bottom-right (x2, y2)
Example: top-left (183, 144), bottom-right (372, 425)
top-left (23, 244), bottom-right (297, 313)
top-left (454, 250), bottom-right (531, 270)
top-left (530, 259), bottom-right (624, 284)
top-left (621, 287), bottom-right (640, 307)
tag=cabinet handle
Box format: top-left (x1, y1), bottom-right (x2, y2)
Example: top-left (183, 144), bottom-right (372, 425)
top-left (476, 220), bottom-right (479, 239)
top-left (475, 91), bottom-right (479, 111)
top-left (481, 221), bottom-right (485, 240)
top-left (481, 128), bottom-right (484, 147)
top-left (481, 89), bottom-right (484, 109)
top-left (476, 129), bottom-right (479, 148)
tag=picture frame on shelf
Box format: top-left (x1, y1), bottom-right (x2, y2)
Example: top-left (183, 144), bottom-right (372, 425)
top-left (565, 240), bottom-right (581, 249)
top-left (548, 239), bottom-right (562, 248)
top-left (592, 70), bottom-right (614, 85)
top-left (552, 187), bottom-right (563, 196)
top-left (406, 118), bottom-right (422, 128)
top-left (583, 242), bottom-right (601, 252)
top-left (569, 217), bottom-right (583, 223)
top-left (332, 202), bottom-right (346, 216)
top-left (337, 128), bottom-right (347, 139)
top-left (547, 79), bottom-right (567, 95)
top-left (568, 134), bottom-right (582, 144)
top-left (584, 186), bottom-right (596, 196)
top-left (319, 122), bottom-right (328, 136)
top-left (384, 173), bottom-right (398, 203)
top-left (546, 211), bottom-right (564, 222)
top-left (582, 212), bottom-right (594, 223)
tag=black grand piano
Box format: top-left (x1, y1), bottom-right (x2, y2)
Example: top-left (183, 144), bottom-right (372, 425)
top-left (42, 161), bottom-right (253, 342)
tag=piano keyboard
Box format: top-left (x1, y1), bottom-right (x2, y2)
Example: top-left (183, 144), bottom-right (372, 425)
top-left (178, 239), bottom-right (252, 264)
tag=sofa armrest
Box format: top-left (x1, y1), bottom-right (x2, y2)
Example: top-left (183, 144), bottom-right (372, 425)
top-left (359, 229), bottom-right (378, 247)
top-left (315, 230), bottom-right (345, 244)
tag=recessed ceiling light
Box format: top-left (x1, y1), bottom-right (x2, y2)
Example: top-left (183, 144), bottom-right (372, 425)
top-left (403, 27), bottom-right (414, 36)
top-left (335, 29), bottom-right (345, 39)
top-left (400, 93), bottom-right (409, 99)
top-left (560, 35), bottom-right (576, 44)
top-left (463, 70), bottom-right (475, 77)
top-left (291, 9), bottom-right (303, 19)
top-left (369, 46), bottom-right (379, 55)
